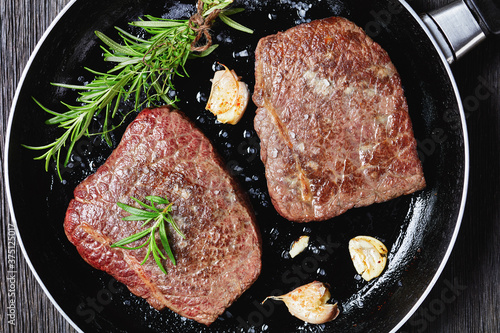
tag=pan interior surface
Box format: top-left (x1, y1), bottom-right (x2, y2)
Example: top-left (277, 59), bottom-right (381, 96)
top-left (5, 0), bottom-right (467, 332)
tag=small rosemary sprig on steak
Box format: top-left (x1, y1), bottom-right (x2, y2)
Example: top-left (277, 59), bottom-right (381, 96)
top-left (112, 195), bottom-right (185, 274)
top-left (25, 0), bottom-right (252, 180)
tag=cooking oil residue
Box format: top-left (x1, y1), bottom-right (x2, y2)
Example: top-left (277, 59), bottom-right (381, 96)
top-left (233, 49), bottom-right (250, 58)
top-left (195, 91), bottom-right (207, 104)
top-left (280, 0), bottom-right (313, 23)
top-left (162, 2), bottom-right (194, 20)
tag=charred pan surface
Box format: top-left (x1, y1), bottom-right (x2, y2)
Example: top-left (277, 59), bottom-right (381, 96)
top-left (64, 107), bottom-right (261, 325)
top-left (253, 17), bottom-right (426, 222)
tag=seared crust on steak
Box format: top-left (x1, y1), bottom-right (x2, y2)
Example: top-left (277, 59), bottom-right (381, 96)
top-left (64, 107), bottom-right (261, 325)
top-left (253, 17), bottom-right (426, 222)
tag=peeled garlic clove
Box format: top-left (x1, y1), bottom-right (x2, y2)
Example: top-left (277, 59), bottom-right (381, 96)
top-left (206, 65), bottom-right (249, 125)
top-left (349, 235), bottom-right (388, 281)
top-left (289, 235), bottom-right (309, 258)
top-left (263, 281), bottom-right (339, 324)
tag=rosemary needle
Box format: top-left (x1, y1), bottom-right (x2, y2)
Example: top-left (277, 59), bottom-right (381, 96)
top-left (25, 0), bottom-right (252, 180)
top-left (112, 195), bottom-right (185, 274)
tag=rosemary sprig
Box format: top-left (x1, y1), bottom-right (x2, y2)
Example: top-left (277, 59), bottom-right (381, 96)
top-left (25, 0), bottom-right (252, 180)
top-left (111, 195), bottom-right (185, 274)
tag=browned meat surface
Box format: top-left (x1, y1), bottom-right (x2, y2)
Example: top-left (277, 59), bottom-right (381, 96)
top-left (253, 17), bottom-right (426, 222)
top-left (64, 107), bottom-right (261, 325)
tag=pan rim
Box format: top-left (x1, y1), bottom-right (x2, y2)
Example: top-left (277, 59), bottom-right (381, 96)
top-left (3, 0), bottom-right (470, 332)
top-left (2, 0), bottom-right (83, 332)
top-left (388, 1), bottom-right (469, 332)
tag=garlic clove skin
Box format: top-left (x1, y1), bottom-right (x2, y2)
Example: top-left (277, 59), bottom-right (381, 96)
top-left (289, 235), bottom-right (310, 258)
top-left (263, 281), bottom-right (339, 324)
top-left (349, 235), bottom-right (388, 281)
top-left (206, 66), bottom-right (249, 125)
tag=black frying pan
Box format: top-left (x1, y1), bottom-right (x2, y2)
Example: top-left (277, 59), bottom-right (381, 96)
top-left (5, 0), bottom-right (495, 331)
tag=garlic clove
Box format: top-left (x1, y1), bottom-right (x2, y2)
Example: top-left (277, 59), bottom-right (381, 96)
top-left (206, 65), bottom-right (249, 125)
top-left (263, 281), bottom-right (339, 324)
top-left (289, 235), bottom-right (310, 258)
top-left (349, 235), bottom-right (388, 281)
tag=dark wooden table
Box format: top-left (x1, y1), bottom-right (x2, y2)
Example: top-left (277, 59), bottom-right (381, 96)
top-left (1, 0), bottom-right (498, 332)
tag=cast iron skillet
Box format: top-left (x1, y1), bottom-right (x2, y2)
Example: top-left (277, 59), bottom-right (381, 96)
top-left (4, 0), bottom-right (473, 332)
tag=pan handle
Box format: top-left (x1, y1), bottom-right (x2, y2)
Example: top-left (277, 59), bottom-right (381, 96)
top-left (421, 0), bottom-right (498, 64)
top-left (465, 0), bottom-right (500, 35)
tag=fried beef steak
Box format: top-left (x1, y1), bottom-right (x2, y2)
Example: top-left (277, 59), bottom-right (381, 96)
top-left (253, 17), bottom-right (426, 222)
top-left (64, 107), bottom-right (261, 325)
